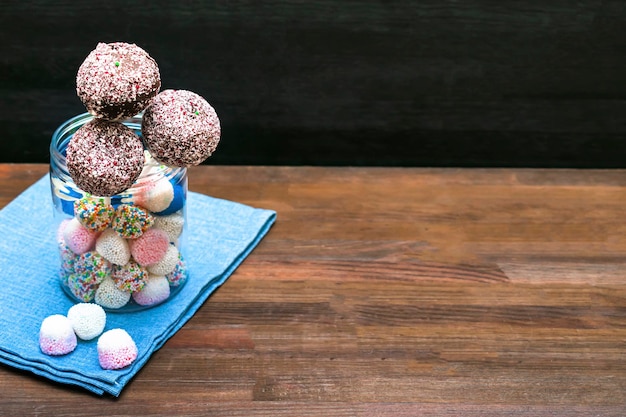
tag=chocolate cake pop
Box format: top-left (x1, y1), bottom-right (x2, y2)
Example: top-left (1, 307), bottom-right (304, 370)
top-left (66, 119), bottom-right (145, 197)
top-left (76, 42), bottom-right (161, 120)
top-left (141, 89), bottom-right (221, 167)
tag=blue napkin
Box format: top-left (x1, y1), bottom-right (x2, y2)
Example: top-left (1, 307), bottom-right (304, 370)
top-left (0, 175), bottom-right (276, 396)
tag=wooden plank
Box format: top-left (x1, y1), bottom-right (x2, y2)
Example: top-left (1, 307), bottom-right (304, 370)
top-left (1, 165), bottom-right (626, 415)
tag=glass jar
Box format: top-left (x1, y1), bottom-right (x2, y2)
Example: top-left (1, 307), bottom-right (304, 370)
top-left (50, 113), bottom-right (189, 312)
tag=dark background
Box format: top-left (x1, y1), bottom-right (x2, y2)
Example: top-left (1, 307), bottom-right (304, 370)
top-left (2, 1), bottom-right (626, 167)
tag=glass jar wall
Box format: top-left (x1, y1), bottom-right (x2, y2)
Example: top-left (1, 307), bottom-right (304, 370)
top-left (50, 113), bottom-right (189, 312)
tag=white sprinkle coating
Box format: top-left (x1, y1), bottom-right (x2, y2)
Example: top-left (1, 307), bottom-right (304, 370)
top-left (153, 212), bottom-right (184, 242)
top-left (66, 119), bottom-right (145, 197)
top-left (97, 328), bottom-right (138, 370)
top-left (39, 315), bottom-right (77, 356)
top-left (95, 277), bottom-right (131, 309)
top-left (142, 89), bottom-right (221, 167)
top-left (96, 229), bottom-right (131, 265)
top-left (76, 42), bottom-right (161, 120)
top-left (67, 303), bottom-right (107, 340)
top-left (147, 244), bottom-right (179, 275)
top-left (134, 177), bottom-right (174, 213)
top-left (132, 274), bottom-right (171, 306)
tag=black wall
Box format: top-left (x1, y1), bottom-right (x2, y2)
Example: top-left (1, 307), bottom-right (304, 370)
top-left (2, 1), bottom-right (626, 167)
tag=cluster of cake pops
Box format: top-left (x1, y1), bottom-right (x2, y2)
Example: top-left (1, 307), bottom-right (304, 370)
top-left (69, 41), bottom-right (221, 197)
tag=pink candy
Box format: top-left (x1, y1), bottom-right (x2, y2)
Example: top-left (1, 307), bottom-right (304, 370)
top-left (97, 329), bottom-right (138, 370)
top-left (62, 218), bottom-right (98, 255)
top-left (130, 228), bottom-right (170, 266)
top-left (39, 315), bottom-right (77, 356)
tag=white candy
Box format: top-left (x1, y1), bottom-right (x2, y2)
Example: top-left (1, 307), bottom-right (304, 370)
top-left (147, 244), bottom-right (179, 275)
top-left (132, 274), bottom-right (170, 306)
top-left (96, 229), bottom-right (131, 265)
top-left (67, 303), bottom-right (106, 340)
top-left (153, 212), bottom-right (184, 242)
top-left (95, 277), bottom-right (131, 309)
top-left (137, 177), bottom-right (174, 213)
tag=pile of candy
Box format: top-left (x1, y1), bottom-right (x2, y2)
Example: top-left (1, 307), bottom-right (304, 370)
top-left (59, 194), bottom-right (186, 309)
top-left (56, 42), bottom-right (221, 310)
top-left (40, 303), bottom-right (138, 370)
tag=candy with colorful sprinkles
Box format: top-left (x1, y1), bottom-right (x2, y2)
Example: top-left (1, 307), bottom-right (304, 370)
top-left (39, 315), bottom-right (78, 356)
top-left (132, 274), bottom-right (171, 306)
top-left (142, 89), bottom-right (221, 167)
top-left (66, 119), bottom-right (145, 197)
top-left (95, 277), bottom-right (131, 309)
top-left (95, 229), bottom-right (131, 265)
top-left (58, 220), bottom-right (79, 274)
top-left (59, 243), bottom-right (78, 275)
top-left (130, 227), bottom-right (170, 266)
top-left (74, 196), bottom-right (115, 231)
top-left (153, 212), bottom-right (184, 242)
top-left (147, 244), bottom-right (179, 276)
top-left (66, 271), bottom-right (100, 302)
top-left (62, 218), bottom-right (98, 255)
top-left (97, 328), bottom-right (138, 370)
top-left (111, 204), bottom-right (154, 239)
top-left (76, 42), bottom-right (161, 120)
top-left (112, 261), bottom-right (148, 293)
top-left (59, 271), bottom-right (70, 289)
top-left (166, 253), bottom-right (188, 287)
top-left (67, 303), bottom-right (107, 341)
top-left (73, 251), bottom-right (111, 284)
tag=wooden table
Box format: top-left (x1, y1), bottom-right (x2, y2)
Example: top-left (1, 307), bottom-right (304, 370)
top-left (1, 164), bottom-right (626, 416)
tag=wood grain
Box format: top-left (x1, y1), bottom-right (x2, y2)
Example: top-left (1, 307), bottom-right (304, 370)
top-left (1, 164), bottom-right (626, 415)
top-left (2, 1), bottom-right (626, 167)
